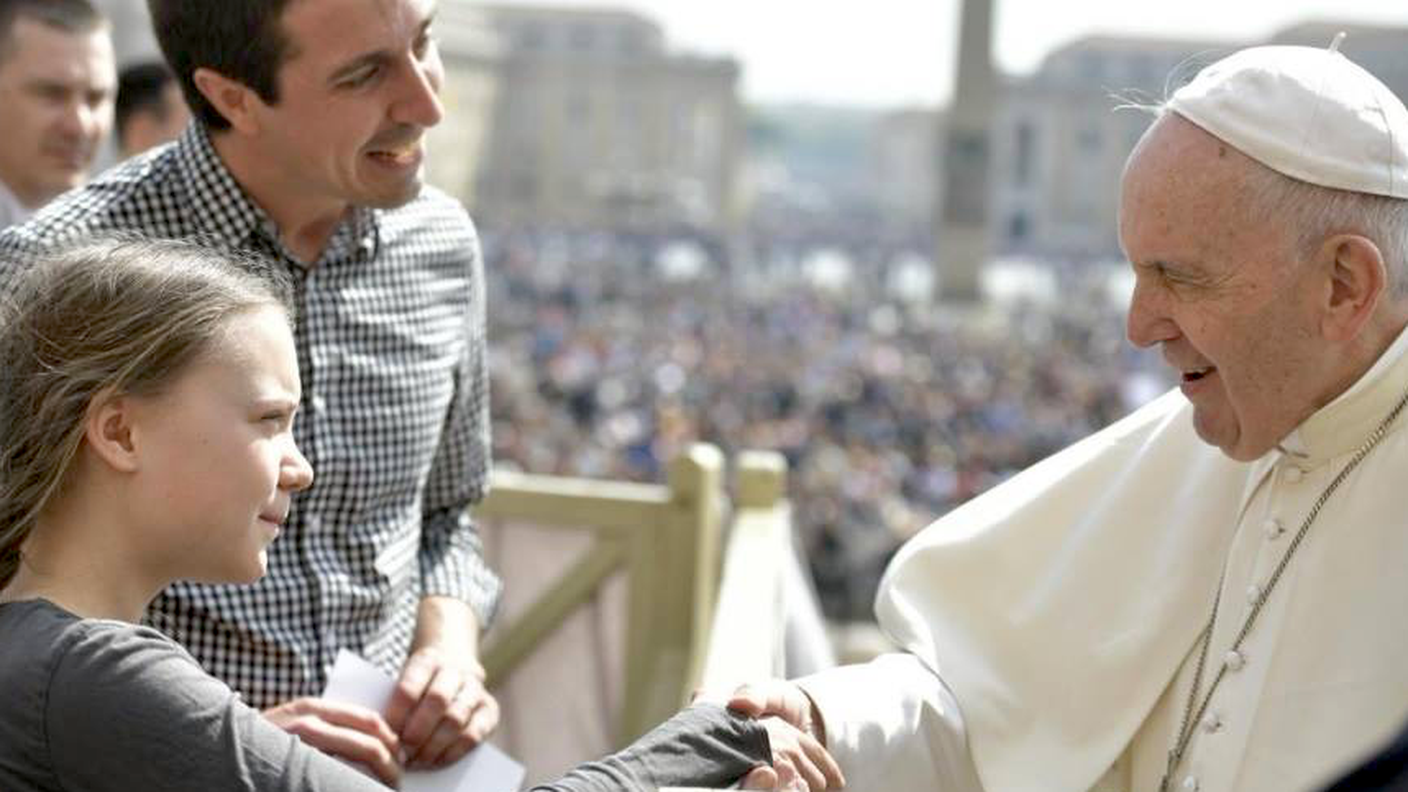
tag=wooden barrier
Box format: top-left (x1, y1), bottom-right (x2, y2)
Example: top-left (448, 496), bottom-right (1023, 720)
top-left (478, 443), bottom-right (726, 745)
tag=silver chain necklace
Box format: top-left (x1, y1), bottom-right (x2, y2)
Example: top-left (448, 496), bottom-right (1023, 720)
top-left (1158, 384), bottom-right (1408, 792)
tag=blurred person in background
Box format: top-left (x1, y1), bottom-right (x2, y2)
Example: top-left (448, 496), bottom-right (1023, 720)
top-left (0, 0), bottom-right (113, 228)
top-left (114, 60), bottom-right (189, 158)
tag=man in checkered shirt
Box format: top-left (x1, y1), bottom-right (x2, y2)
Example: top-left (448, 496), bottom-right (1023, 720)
top-left (0, 0), bottom-right (503, 776)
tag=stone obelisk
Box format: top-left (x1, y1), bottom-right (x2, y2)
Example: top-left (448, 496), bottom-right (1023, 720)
top-left (936, 0), bottom-right (998, 302)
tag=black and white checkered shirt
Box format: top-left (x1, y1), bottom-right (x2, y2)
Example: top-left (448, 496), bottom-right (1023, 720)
top-left (0, 125), bottom-right (501, 707)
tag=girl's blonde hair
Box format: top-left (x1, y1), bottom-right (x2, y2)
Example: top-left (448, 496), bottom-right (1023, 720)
top-left (0, 235), bottom-right (294, 587)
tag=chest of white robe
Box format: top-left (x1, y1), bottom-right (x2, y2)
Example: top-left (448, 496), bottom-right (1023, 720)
top-left (1128, 431), bottom-right (1408, 792)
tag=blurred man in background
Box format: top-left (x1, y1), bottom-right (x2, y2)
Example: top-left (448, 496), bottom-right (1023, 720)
top-left (0, 0), bottom-right (113, 229)
top-left (114, 60), bottom-right (188, 158)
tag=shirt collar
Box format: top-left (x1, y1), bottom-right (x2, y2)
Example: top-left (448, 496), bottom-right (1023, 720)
top-left (175, 123), bottom-right (381, 264)
top-left (1278, 323), bottom-right (1408, 464)
top-left (175, 124), bottom-right (269, 249)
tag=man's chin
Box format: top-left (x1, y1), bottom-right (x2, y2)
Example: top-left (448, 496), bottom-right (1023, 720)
top-left (1191, 408), bottom-right (1241, 459)
top-left (362, 177), bottom-right (424, 210)
top-left (1194, 419), bottom-right (1272, 462)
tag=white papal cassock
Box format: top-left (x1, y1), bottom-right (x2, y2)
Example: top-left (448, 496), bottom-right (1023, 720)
top-left (800, 328), bottom-right (1408, 792)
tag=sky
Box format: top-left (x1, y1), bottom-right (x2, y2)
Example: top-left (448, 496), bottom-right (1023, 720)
top-left (486, 0), bottom-right (1408, 108)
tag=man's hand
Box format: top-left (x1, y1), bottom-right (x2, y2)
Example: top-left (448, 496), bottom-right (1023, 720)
top-left (723, 680), bottom-right (843, 791)
top-left (728, 679), bottom-right (827, 746)
top-left (741, 751), bottom-right (808, 791)
top-left (740, 716), bottom-right (845, 791)
top-left (386, 597), bottom-right (499, 769)
top-left (263, 697), bottom-right (402, 787)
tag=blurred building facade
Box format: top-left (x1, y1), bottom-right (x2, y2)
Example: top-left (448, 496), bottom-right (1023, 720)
top-left (989, 36), bottom-right (1217, 262)
top-left (872, 108), bottom-right (945, 243)
top-left (423, 3), bottom-right (503, 204)
top-left (471, 5), bottom-right (743, 235)
top-left (986, 22), bottom-right (1408, 263)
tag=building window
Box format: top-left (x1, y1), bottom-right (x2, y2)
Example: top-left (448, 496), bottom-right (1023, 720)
top-left (1014, 121), bottom-right (1034, 187)
top-left (1077, 125), bottom-right (1102, 154)
top-left (1008, 212), bottom-right (1029, 243)
top-left (518, 24), bottom-right (546, 50)
top-left (570, 24), bottom-right (595, 51)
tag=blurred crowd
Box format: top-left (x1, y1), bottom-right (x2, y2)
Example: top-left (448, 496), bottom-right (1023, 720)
top-left (483, 227), bottom-right (1172, 620)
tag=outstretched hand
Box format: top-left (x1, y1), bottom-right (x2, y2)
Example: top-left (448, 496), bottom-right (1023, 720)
top-left (728, 679), bottom-right (826, 745)
top-left (740, 748), bottom-right (809, 791)
top-left (742, 716), bottom-right (845, 790)
top-left (722, 680), bottom-right (844, 790)
top-left (264, 697), bottom-right (402, 787)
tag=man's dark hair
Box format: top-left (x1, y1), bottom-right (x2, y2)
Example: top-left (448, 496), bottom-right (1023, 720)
top-left (116, 61), bottom-right (177, 147)
top-left (0, 0), bottom-right (106, 66)
top-left (145, 0), bottom-right (297, 131)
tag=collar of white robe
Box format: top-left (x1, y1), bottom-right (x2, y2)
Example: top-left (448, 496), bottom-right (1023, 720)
top-left (1160, 378), bottom-right (1408, 792)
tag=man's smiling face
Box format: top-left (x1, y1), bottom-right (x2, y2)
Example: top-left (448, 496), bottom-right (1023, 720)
top-left (1121, 114), bottom-right (1330, 461)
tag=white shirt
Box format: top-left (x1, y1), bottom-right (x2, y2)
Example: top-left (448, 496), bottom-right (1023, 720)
top-left (802, 327), bottom-right (1408, 792)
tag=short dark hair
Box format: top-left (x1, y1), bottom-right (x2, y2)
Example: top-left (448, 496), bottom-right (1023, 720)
top-left (0, 0), bottom-right (106, 67)
top-left (145, 0), bottom-right (297, 131)
top-left (115, 61), bottom-right (177, 146)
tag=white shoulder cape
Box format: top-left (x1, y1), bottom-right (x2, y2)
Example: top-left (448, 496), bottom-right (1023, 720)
top-left (875, 389), bottom-right (1254, 792)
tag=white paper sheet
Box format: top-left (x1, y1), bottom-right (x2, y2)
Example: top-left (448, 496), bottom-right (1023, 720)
top-left (322, 650), bottom-right (526, 792)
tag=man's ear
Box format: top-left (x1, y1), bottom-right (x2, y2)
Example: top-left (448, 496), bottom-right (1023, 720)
top-left (83, 392), bottom-right (141, 474)
top-left (191, 67), bottom-right (263, 136)
top-left (1319, 234), bottom-right (1387, 343)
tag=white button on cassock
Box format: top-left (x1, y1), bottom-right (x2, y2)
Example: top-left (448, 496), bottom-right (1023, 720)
top-left (1246, 584), bottom-right (1262, 605)
top-left (1183, 776), bottom-right (1200, 792)
top-left (1202, 712), bottom-right (1224, 733)
top-left (1264, 518), bottom-right (1284, 539)
top-left (1224, 650), bottom-right (1246, 671)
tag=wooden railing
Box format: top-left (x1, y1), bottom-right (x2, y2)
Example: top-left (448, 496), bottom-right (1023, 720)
top-left (477, 443), bottom-right (727, 745)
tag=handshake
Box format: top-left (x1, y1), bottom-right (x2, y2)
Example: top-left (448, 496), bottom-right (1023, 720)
top-left (697, 680), bottom-right (846, 792)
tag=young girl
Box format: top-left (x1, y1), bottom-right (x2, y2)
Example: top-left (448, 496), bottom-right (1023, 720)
top-left (0, 237), bottom-right (810, 792)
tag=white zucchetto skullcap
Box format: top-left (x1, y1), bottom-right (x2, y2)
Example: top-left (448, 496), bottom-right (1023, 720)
top-left (1168, 38), bottom-right (1408, 200)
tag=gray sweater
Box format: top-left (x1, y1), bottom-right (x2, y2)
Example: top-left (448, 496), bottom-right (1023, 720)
top-left (0, 599), bottom-right (769, 791)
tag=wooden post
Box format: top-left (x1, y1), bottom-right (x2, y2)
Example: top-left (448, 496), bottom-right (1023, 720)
top-left (736, 450), bottom-right (786, 509)
top-left (619, 443), bottom-right (725, 744)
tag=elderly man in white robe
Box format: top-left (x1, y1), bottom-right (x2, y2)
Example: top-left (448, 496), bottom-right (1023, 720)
top-left (727, 39), bottom-right (1408, 792)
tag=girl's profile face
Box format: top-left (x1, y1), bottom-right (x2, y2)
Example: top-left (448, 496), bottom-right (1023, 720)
top-left (127, 305), bottom-right (312, 584)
